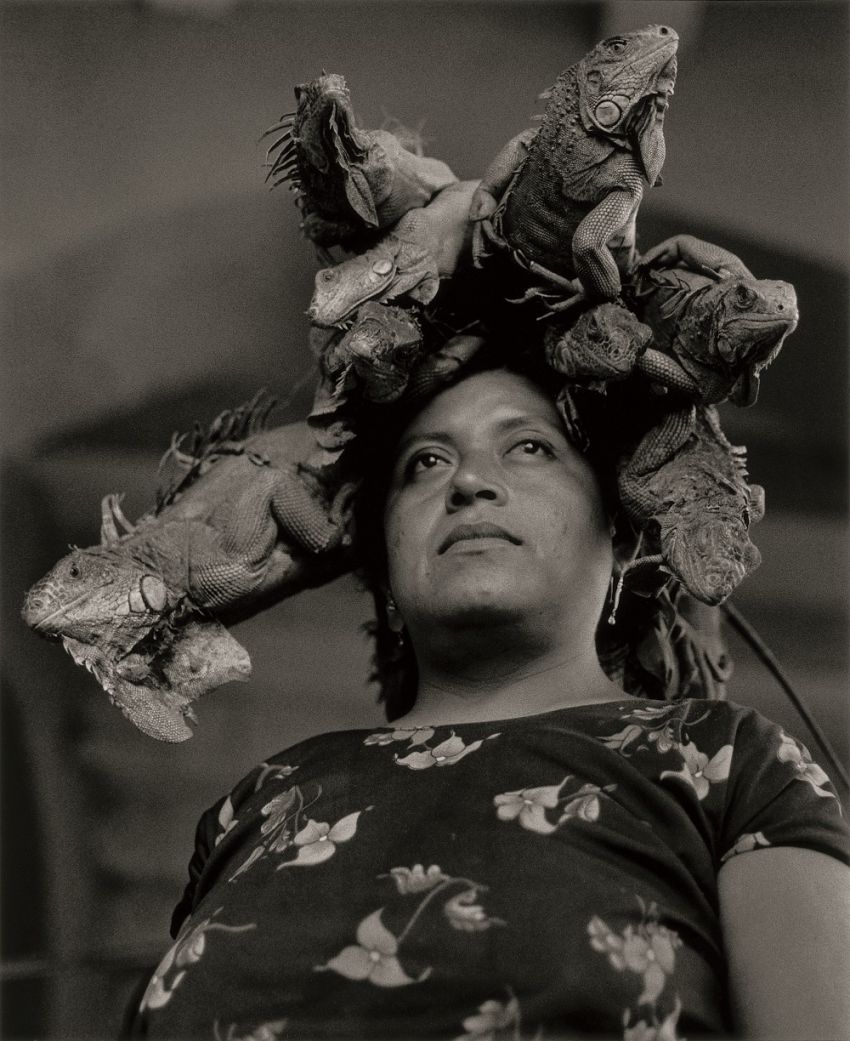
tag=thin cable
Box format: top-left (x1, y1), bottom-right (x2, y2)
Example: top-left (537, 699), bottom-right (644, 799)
top-left (721, 601), bottom-right (849, 793)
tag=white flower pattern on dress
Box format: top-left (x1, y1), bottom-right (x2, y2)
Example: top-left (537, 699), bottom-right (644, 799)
top-left (229, 785), bottom-right (371, 880)
top-left (660, 741), bottom-right (732, 800)
top-left (622, 997), bottom-right (684, 1041)
top-left (588, 898), bottom-right (684, 1040)
top-left (277, 810), bottom-right (370, 868)
top-left (317, 866), bottom-right (503, 986)
top-left (588, 899), bottom-right (682, 1006)
top-left (495, 777), bottom-right (616, 833)
top-left (213, 1017), bottom-right (288, 1041)
top-left (387, 863), bottom-right (448, 893)
top-left (316, 908), bottom-right (429, 988)
top-left (139, 909), bottom-right (256, 1012)
top-left (364, 726), bottom-right (500, 769)
top-left (776, 732), bottom-right (837, 804)
top-left (721, 830), bottom-right (771, 863)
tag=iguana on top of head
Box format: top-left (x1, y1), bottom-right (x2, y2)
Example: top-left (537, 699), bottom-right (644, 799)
top-left (308, 179), bottom-right (478, 327)
top-left (264, 72), bottom-right (457, 248)
top-left (22, 395), bottom-right (354, 741)
top-left (630, 234), bottom-right (799, 406)
top-left (470, 25), bottom-right (678, 307)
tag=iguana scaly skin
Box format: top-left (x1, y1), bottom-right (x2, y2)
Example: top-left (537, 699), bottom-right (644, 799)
top-left (264, 73), bottom-right (457, 248)
top-left (631, 235), bottom-right (798, 405)
top-left (324, 301), bottom-right (426, 403)
top-left (544, 301), bottom-right (652, 389)
top-left (308, 180), bottom-right (478, 327)
top-left (22, 395), bottom-right (354, 741)
top-left (60, 622), bottom-right (251, 742)
top-left (617, 405), bottom-right (764, 605)
top-left (471, 25), bottom-right (678, 304)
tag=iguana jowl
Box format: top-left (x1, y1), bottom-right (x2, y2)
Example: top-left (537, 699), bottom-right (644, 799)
top-left (471, 25), bottom-right (678, 305)
top-left (22, 395), bottom-right (354, 741)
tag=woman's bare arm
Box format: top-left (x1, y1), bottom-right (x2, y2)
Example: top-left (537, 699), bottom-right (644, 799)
top-left (718, 845), bottom-right (850, 1040)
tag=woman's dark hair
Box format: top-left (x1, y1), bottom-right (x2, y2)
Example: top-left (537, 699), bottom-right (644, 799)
top-left (346, 334), bottom-right (729, 721)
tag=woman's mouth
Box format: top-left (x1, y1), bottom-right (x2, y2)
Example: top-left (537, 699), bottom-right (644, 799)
top-left (438, 523), bottom-right (522, 554)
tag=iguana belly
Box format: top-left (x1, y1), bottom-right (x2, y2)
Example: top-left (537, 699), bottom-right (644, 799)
top-left (501, 176), bottom-right (587, 278)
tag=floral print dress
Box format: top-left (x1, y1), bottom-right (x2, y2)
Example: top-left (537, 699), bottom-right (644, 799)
top-left (125, 699), bottom-right (849, 1040)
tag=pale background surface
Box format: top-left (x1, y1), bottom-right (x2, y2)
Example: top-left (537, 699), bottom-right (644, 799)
top-left (1, 1), bottom-right (847, 1036)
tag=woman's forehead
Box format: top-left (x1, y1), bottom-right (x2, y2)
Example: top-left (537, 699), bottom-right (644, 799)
top-left (400, 369), bottom-right (563, 439)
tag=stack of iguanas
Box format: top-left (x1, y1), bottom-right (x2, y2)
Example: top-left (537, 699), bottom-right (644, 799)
top-left (23, 25), bottom-right (799, 740)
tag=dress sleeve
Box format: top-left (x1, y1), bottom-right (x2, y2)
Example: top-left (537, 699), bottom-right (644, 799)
top-left (717, 704), bottom-right (850, 867)
top-left (169, 762), bottom-right (267, 937)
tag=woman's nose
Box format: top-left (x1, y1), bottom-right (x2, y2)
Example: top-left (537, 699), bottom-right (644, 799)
top-left (446, 462), bottom-right (508, 511)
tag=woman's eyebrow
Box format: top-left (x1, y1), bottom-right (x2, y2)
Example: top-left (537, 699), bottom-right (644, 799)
top-left (495, 414), bottom-right (564, 435)
top-left (393, 430), bottom-right (453, 459)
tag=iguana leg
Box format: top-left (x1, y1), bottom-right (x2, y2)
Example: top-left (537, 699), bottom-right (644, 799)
top-left (190, 484), bottom-right (279, 609)
top-left (639, 235), bottom-right (753, 280)
top-left (471, 128), bottom-right (537, 266)
top-left (270, 473), bottom-right (353, 554)
top-left (572, 186), bottom-right (642, 301)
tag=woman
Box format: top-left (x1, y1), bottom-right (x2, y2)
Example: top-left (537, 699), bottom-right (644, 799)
top-left (125, 346), bottom-right (850, 1040)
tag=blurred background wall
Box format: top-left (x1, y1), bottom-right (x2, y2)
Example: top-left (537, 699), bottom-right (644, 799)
top-left (1, 1), bottom-right (847, 1036)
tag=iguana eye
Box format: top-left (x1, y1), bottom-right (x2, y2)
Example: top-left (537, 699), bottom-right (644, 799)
top-left (607, 39), bottom-right (627, 53)
top-left (68, 563), bottom-right (81, 578)
top-left (734, 284), bottom-right (756, 309)
top-left (319, 269), bottom-right (335, 283)
top-left (595, 101), bottom-right (622, 126)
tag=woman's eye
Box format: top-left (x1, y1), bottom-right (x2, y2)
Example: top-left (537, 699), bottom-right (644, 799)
top-left (405, 451), bottom-right (449, 478)
top-left (511, 439), bottom-right (554, 458)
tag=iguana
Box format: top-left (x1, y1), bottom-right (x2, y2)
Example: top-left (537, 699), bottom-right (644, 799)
top-left (323, 301), bottom-right (426, 403)
top-left (470, 25), bottom-right (678, 307)
top-left (308, 179), bottom-right (478, 327)
top-left (22, 395), bottom-right (354, 741)
top-left (629, 235), bottom-right (799, 405)
top-left (544, 301), bottom-right (652, 389)
top-left (541, 236), bottom-right (797, 407)
top-left (264, 73), bottom-right (457, 248)
top-left (617, 405), bottom-right (764, 606)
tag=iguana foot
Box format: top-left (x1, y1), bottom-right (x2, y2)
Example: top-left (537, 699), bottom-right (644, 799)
top-left (639, 234), bottom-right (753, 280)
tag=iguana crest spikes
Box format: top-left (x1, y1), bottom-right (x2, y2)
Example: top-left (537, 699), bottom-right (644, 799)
top-left (264, 72), bottom-right (457, 249)
top-left (22, 407), bottom-right (355, 741)
top-left (157, 390), bottom-right (277, 511)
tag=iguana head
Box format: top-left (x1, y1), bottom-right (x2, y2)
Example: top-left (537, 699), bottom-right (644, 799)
top-left (309, 244), bottom-right (403, 327)
top-left (293, 73), bottom-right (368, 174)
top-left (681, 277), bottom-right (799, 405)
top-left (341, 302), bottom-right (425, 402)
top-left (22, 544), bottom-right (171, 650)
top-left (545, 302), bottom-right (652, 384)
top-left (293, 73), bottom-right (385, 227)
top-left (577, 25), bottom-right (678, 185)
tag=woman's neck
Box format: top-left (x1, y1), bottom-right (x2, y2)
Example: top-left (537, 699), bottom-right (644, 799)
top-left (396, 633), bottom-right (627, 727)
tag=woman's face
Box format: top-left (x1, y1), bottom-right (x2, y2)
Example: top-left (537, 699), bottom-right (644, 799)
top-left (382, 369), bottom-right (613, 637)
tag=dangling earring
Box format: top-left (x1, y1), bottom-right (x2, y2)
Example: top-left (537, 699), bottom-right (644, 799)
top-left (607, 571), bottom-right (626, 626)
top-left (385, 590), bottom-right (405, 634)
